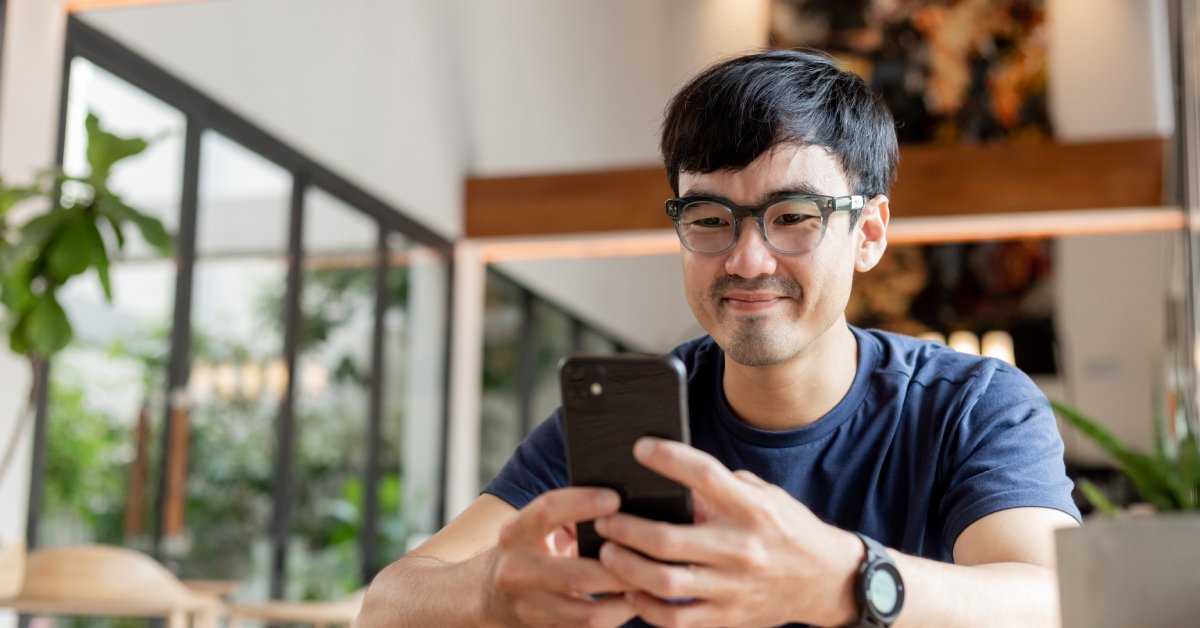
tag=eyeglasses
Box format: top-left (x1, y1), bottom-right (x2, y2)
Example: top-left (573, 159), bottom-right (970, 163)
top-left (664, 193), bottom-right (865, 254)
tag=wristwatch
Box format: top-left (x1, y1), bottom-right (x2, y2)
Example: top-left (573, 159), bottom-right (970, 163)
top-left (851, 532), bottom-right (905, 627)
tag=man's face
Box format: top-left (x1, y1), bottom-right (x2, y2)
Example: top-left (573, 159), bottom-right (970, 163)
top-left (678, 143), bottom-right (865, 367)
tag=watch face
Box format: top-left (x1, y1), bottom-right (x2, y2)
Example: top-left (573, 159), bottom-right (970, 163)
top-left (866, 567), bottom-right (899, 615)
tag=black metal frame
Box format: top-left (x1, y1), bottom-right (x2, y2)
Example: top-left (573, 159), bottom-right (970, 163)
top-left (25, 14), bottom-right (457, 601)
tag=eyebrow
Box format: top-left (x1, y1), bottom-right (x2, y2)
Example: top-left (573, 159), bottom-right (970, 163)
top-left (678, 182), bottom-right (828, 205)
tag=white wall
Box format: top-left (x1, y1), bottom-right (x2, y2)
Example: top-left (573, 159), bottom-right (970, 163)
top-left (82, 0), bottom-right (468, 239)
top-left (458, 0), bottom-right (770, 175)
top-left (0, 2), bottom-right (67, 623)
top-left (1054, 231), bottom-right (1174, 464)
top-left (1047, 0), bottom-right (1174, 140)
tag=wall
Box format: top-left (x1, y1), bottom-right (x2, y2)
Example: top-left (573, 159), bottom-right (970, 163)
top-left (0, 2), bottom-right (67, 623)
top-left (82, 0), bottom-right (468, 239)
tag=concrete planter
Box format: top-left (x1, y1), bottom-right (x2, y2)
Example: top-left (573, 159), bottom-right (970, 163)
top-left (1057, 514), bottom-right (1200, 628)
top-left (0, 540), bottom-right (23, 599)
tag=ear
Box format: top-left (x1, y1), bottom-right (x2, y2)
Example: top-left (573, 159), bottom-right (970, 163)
top-left (855, 194), bottom-right (889, 272)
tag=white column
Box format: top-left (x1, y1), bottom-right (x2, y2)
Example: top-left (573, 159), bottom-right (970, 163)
top-left (0, 1), bottom-right (68, 624)
top-left (443, 241), bottom-right (485, 523)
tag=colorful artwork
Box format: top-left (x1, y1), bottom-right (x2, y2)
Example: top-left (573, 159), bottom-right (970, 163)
top-left (770, 0), bottom-right (1052, 143)
top-left (847, 239), bottom-right (1057, 374)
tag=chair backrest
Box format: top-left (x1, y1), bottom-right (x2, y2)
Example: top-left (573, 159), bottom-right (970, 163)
top-left (0, 541), bottom-right (24, 599)
top-left (18, 544), bottom-right (200, 607)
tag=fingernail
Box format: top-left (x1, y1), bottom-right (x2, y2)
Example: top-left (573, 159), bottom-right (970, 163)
top-left (600, 542), bottom-right (615, 564)
top-left (634, 438), bottom-right (655, 458)
top-left (594, 517), bottom-right (608, 534)
top-left (596, 490), bottom-right (618, 509)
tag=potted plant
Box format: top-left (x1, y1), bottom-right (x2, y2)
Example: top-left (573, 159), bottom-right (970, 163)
top-left (0, 113), bottom-right (171, 597)
top-left (1051, 399), bottom-right (1200, 628)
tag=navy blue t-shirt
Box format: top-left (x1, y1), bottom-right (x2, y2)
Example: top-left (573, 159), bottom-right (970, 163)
top-left (483, 327), bottom-right (1081, 617)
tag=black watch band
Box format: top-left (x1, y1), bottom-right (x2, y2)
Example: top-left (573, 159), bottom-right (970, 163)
top-left (852, 532), bottom-right (905, 628)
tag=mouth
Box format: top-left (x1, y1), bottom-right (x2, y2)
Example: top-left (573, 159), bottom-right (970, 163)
top-left (720, 292), bottom-right (787, 312)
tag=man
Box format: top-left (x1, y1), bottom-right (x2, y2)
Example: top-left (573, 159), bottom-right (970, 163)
top-left (358, 49), bottom-right (1081, 627)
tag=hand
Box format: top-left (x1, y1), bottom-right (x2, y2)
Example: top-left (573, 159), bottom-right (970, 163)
top-left (592, 438), bottom-right (864, 627)
top-left (483, 487), bottom-right (639, 627)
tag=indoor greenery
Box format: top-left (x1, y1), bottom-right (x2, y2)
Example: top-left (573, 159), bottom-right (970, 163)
top-left (1052, 400), bottom-right (1200, 515)
top-left (0, 112), bottom-right (171, 486)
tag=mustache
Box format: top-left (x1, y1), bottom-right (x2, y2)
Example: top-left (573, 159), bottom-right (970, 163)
top-left (709, 275), bottom-right (803, 300)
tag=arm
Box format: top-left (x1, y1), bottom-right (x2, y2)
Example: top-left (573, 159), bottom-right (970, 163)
top-left (595, 438), bottom-right (1078, 628)
top-left (356, 490), bottom-right (637, 627)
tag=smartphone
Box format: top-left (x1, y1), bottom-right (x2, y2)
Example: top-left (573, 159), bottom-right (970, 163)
top-left (559, 354), bottom-right (693, 559)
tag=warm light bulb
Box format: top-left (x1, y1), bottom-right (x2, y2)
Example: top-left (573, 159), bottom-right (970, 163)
top-left (948, 331), bottom-right (980, 355)
top-left (981, 330), bottom-right (1016, 365)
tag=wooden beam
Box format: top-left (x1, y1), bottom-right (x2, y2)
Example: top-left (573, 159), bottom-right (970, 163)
top-left (464, 138), bottom-right (1168, 238)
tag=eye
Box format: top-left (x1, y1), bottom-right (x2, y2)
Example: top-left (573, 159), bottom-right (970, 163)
top-left (690, 216), bottom-right (729, 228)
top-left (773, 213), bottom-right (815, 226)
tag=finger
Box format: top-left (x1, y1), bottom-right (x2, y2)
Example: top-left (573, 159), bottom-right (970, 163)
top-left (733, 468), bottom-right (768, 486)
top-left (633, 438), bottom-right (747, 510)
top-left (501, 487), bottom-right (619, 548)
top-left (598, 541), bottom-right (724, 601)
top-left (495, 553), bottom-right (631, 597)
top-left (594, 513), bottom-right (743, 565)
top-left (512, 591), bottom-right (637, 628)
top-left (626, 590), bottom-right (725, 628)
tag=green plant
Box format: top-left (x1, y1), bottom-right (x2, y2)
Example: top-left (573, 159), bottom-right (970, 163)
top-left (1052, 400), bottom-right (1200, 515)
top-left (0, 112), bottom-right (172, 486)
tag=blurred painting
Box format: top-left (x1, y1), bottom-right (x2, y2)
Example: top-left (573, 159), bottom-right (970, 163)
top-left (770, 0), bottom-right (1051, 144)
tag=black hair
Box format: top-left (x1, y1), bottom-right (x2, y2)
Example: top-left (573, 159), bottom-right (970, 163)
top-left (660, 49), bottom-right (898, 199)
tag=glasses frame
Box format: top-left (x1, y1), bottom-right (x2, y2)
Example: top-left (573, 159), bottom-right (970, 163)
top-left (664, 193), bottom-right (866, 254)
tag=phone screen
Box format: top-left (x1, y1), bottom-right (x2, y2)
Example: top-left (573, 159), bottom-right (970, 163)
top-left (559, 354), bottom-right (693, 559)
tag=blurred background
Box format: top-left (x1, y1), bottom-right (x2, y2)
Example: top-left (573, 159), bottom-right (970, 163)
top-left (0, 0), bottom-right (1194, 624)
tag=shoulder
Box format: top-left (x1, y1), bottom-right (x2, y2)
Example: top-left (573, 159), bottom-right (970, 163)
top-left (858, 327), bottom-right (1038, 395)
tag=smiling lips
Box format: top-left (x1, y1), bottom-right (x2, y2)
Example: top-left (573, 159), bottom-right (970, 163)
top-left (721, 292), bottom-right (787, 312)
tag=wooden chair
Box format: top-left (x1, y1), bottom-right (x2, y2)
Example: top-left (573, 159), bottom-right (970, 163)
top-left (0, 544), bottom-right (223, 628)
top-left (225, 588), bottom-right (364, 627)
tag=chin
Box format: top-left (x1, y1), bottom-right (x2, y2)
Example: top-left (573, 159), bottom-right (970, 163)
top-left (720, 330), bottom-right (799, 367)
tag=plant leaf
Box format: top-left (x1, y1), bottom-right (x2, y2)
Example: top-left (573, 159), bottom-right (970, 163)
top-left (46, 212), bottom-right (101, 282)
top-left (1052, 400), bottom-right (1176, 511)
top-left (85, 112), bottom-right (148, 187)
top-left (0, 183), bottom-right (39, 218)
top-left (23, 292), bottom-right (72, 357)
top-left (1178, 433), bottom-right (1200, 509)
top-left (97, 195), bottom-right (172, 255)
top-left (1078, 478), bottom-right (1122, 517)
top-left (6, 210), bottom-right (70, 270)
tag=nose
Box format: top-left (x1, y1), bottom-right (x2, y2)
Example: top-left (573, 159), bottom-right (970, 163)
top-left (724, 217), bottom-right (777, 278)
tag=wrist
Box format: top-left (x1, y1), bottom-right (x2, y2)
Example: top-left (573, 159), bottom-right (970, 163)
top-left (475, 548), bottom-right (511, 628)
top-left (818, 528), bottom-right (866, 627)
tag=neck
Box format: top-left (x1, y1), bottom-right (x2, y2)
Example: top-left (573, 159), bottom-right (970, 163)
top-left (721, 321), bottom-right (859, 431)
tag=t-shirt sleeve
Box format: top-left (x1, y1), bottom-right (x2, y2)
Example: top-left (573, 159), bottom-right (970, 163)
top-left (481, 409), bottom-right (570, 510)
top-left (938, 362), bottom-right (1082, 550)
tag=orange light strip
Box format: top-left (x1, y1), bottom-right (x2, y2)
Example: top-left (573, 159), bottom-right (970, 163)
top-left (475, 207), bottom-right (1186, 263)
top-left (66, 0), bottom-right (199, 13)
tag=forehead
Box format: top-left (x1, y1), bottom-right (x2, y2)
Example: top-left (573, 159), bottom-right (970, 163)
top-left (677, 143), bottom-right (851, 203)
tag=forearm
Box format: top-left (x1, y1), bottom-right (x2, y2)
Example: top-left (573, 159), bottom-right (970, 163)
top-left (356, 552), bottom-right (497, 628)
top-left (890, 555), bottom-right (1060, 628)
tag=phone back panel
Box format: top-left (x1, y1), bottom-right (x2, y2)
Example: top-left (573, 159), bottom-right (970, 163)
top-left (560, 354), bottom-right (693, 558)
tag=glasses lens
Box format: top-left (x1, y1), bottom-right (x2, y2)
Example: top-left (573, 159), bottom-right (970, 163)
top-left (677, 202), bottom-right (735, 252)
top-left (764, 198), bottom-right (824, 252)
